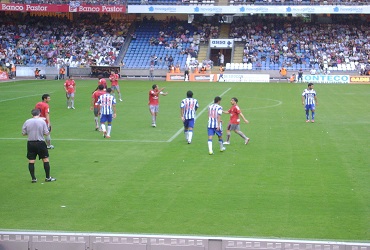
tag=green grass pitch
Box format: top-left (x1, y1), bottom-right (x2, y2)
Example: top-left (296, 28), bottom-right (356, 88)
top-left (0, 78), bottom-right (369, 241)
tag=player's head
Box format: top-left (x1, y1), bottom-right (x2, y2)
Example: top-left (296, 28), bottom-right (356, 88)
top-left (98, 84), bottom-right (104, 90)
top-left (308, 82), bottom-right (314, 88)
top-left (186, 90), bottom-right (193, 98)
top-left (214, 96), bottom-right (221, 104)
top-left (31, 108), bottom-right (41, 117)
top-left (69, 75), bottom-right (73, 79)
top-left (152, 84), bottom-right (158, 90)
top-left (106, 88), bottom-right (112, 93)
top-left (41, 94), bottom-right (50, 101)
top-left (231, 97), bottom-right (238, 103)
top-left (98, 74), bottom-right (103, 79)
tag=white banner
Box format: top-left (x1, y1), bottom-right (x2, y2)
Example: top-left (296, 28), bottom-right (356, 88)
top-left (303, 75), bottom-right (350, 84)
top-left (218, 74), bottom-right (270, 82)
top-left (127, 5), bottom-right (370, 14)
top-left (209, 39), bottom-right (234, 48)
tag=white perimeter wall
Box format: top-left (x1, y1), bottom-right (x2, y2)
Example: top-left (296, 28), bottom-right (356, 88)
top-left (1, 232), bottom-right (370, 250)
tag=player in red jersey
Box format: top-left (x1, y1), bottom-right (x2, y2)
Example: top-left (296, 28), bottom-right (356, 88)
top-left (90, 84), bottom-right (106, 131)
top-left (35, 94), bottom-right (54, 149)
top-left (92, 75), bottom-right (107, 96)
top-left (109, 71), bottom-right (122, 102)
top-left (148, 84), bottom-right (168, 127)
top-left (63, 75), bottom-right (76, 109)
top-left (223, 97), bottom-right (250, 145)
top-left (93, 75), bottom-right (107, 93)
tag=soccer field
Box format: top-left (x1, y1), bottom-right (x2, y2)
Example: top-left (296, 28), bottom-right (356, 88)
top-left (0, 79), bottom-right (369, 241)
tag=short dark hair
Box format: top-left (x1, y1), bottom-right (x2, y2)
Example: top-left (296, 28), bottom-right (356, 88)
top-left (186, 90), bottom-right (193, 98)
top-left (42, 94), bottom-right (50, 100)
top-left (152, 84), bottom-right (157, 90)
top-left (308, 83), bottom-right (314, 87)
top-left (214, 96), bottom-right (221, 103)
top-left (106, 88), bottom-right (112, 93)
top-left (31, 109), bottom-right (40, 116)
top-left (98, 84), bottom-right (104, 90)
top-left (231, 97), bottom-right (238, 103)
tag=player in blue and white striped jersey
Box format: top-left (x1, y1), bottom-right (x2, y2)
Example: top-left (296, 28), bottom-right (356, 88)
top-left (207, 96), bottom-right (225, 155)
top-left (301, 83), bottom-right (318, 123)
top-left (180, 90), bottom-right (199, 144)
top-left (96, 88), bottom-right (117, 138)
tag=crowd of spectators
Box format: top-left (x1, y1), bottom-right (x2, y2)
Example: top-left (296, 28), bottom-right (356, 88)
top-left (0, 13), bottom-right (127, 69)
top-left (229, 15), bottom-right (370, 71)
top-left (1, 12), bottom-right (369, 74)
top-left (140, 16), bottom-right (220, 67)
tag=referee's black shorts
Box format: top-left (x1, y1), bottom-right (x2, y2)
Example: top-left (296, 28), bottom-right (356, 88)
top-left (27, 141), bottom-right (49, 160)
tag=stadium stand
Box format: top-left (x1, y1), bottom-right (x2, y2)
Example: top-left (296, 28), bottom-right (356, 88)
top-left (0, 13), bottom-right (127, 68)
top-left (122, 16), bottom-right (220, 70)
top-left (0, 12), bottom-right (368, 75)
top-left (227, 15), bottom-right (370, 72)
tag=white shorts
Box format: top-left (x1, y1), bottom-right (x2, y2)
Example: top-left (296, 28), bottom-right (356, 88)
top-left (111, 85), bottom-right (120, 92)
top-left (149, 105), bottom-right (159, 113)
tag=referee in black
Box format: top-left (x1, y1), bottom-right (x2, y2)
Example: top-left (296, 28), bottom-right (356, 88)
top-left (22, 109), bottom-right (56, 183)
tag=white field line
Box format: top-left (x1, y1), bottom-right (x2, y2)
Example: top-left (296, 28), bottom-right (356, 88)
top-left (167, 87), bottom-right (232, 142)
top-left (0, 93), bottom-right (53, 103)
top-left (0, 138), bottom-right (167, 143)
top-left (0, 80), bottom-right (46, 88)
top-left (247, 98), bottom-right (283, 110)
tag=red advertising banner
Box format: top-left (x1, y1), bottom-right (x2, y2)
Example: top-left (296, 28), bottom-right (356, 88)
top-left (69, 4), bottom-right (126, 13)
top-left (190, 73), bottom-right (216, 82)
top-left (0, 71), bottom-right (9, 80)
top-left (0, 3), bottom-right (126, 13)
top-left (166, 73), bottom-right (185, 81)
